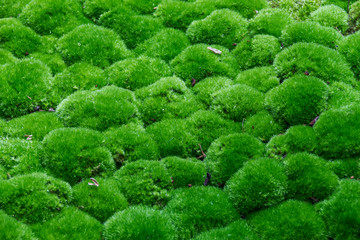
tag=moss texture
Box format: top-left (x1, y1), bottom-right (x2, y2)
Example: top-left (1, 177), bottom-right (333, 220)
top-left (0, 210), bottom-right (37, 240)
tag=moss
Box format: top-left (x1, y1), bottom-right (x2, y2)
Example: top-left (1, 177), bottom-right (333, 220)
top-left (0, 173), bottom-right (72, 224)
top-left (104, 123), bottom-right (160, 167)
top-left (40, 35), bottom-right (58, 54)
top-left (209, 0), bottom-right (269, 19)
top-left (56, 86), bottom-right (138, 131)
top-left (99, 10), bottom-right (164, 49)
top-left (42, 128), bottom-right (115, 185)
top-left (105, 56), bottom-right (172, 90)
top-left (31, 207), bottom-right (103, 240)
top-left (162, 156), bottom-right (206, 188)
top-left (0, 0), bottom-right (31, 18)
top-left (327, 82), bottom-right (360, 109)
top-left (328, 158), bottom-right (360, 179)
top-left (350, 1), bottom-right (360, 31)
top-left (3, 112), bottom-right (63, 141)
top-left (27, 53), bottom-right (66, 75)
top-left (135, 28), bottom-right (190, 62)
top-left (104, 205), bottom-right (175, 240)
top-left (234, 66), bottom-right (279, 93)
top-left (0, 58), bottom-right (53, 119)
top-left (82, 0), bottom-right (129, 21)
top-left (0, 49), bottom-right (17, 65)
top-left (122, 0), bottom-right (162, 14)
top-left (316, 179), bottom-right (360, 240)
top-left (314, 104), bottom-right (360, 159)
top-left (323, 0), bottom-right (357, 10)
top-left (232, 35), bottom-right (281, 70)
top-left (136, 77), bottom-right (204, 125)
top-left (250, 8), bottom-right (293, 37)
top-left (273, 42), bottom-right (356, 87)
top-left (0, 210), bottom-right (37, 240)
top-left (211, 84), bottom-right (265, 122)
top-left (146, 119), bottom-right (199, 158)
top-left (0, 18), bottom-right (42, 58)
top-left (72, 178), bottom-right (128, 222)
top-left (186, 9), bottom-right (248, 49)
top-left (249, 200), bottom-right (327, 240)
top-left (205, 133), bottom-right (265, 186)
top-left (265, 75), bottom-right (329, 125)
top-left (338, 31), bottom-right (360, 79)
top-left (310, 5), bottom-right (349, 33)
top-left (165, 186), bottom-right (239, 240)
top-left (57, 24), bottom-right (133, 68)
top-left (275, 0), bottom-right (322, 20)
top-left (170, 44), bottom-right (238, 83)
top-left (113, 160), bottom-right (172, 207)
top-left (280, 21), bottom-right (343, 48)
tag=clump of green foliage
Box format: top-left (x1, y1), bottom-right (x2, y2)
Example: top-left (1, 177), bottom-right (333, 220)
top-left (104, 205), bottom-right (175, 240)
top-left (225, 157), bottom-right (287, 214)
top-left (249, 200), bottom-right (327, 240)
top-left (205, 133), bottom-right (265, 186)
top-left (42, 128), bottom-right (115, 185)
top-left (0, 173), bottom-right (72, 224)
top-left (211, 84), bottom-right (265, 122)
top-left (165, 186), bottom-right (239, 240)
top-left (57, 24), bottom-right (133, 68)
top-left (273, 0), bottom-right (322, 20)
top-left (328, 158), bottom-right (360, 179)
top-left (82, 0), bottom-right (128, 21)
top-left (0, 210), bottom-right (37, 240)
top-left (186, 9), bottom-right (248, 49)
top-left (135, 28), bottom-right (190, 62)
top-left (72, 178), bottom-right (128, 222)
top-left (122, 0), bottom-right (162, 14)
top-left (316, 179), bottom-right (360, 240)
top-left (322, 0), bottom-right (357, 10)
top-left (0, 0), bottom-right (31, 18)
top-left (350, 1), bottom-right (360, 31)
top-left (310, 4), bottom-right (349, 33)
top-left (27, 53), bottom-right (66, 75)
top-left (113, 160), bottom-right (172, 207)
top-left (327, 82), bottom-right (360, 109)
top-left (232, 35), bottom-right (281, 70)
top-left (104, 123), bottom-right (160, 167)
top-left (106, 56), bottom-right (172, 90)
top-left (0, 49), bottom-right (17, 65)
top-left (338, 31), bottom-right (360, 79)
top-left (56, 86), bottom-right (138, 131)
top-left (209, 0), bottom-right (269, 18)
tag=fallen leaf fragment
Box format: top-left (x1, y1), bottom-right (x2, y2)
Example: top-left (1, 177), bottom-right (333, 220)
top-left (207, 47), bottom-right (222, 55)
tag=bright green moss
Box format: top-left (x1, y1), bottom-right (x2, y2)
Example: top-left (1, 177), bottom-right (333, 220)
top-left (284, 152), bottom-right (339, 201)
top-left (0, 119), bottom-right (5, 136)
top-left (192, 220), bottom-right (260, 240)
top-left (234, 66), bottom-right (279, 93)
top-left (316, 179), bottom-right (360, 240)
top-left (3, 112), bottom-right (63, 141)
top-left (113, 160), bottom-right (172, 207)
top-left (146, 119), bottom-right (199, 158)
top-left (273, 42), bottom-right (356, 87)
top-left (249, 200), bottom-right (327, 240)
top-left (42, 128), bottom-right (115, 185)
top-left (274, 0), bottom-right (322, 20)
top-left (0, 18), bottom-right (42, 58)
top-left (31, 207), bottom-right (103, 240)
top-left (350, 1), bottom-right (360, 31)
top-left (104, 205), bottom-right (175, 240)
top-left (211, 84), bottom-right (265, 122)
top-left (244, 110), bottom-right (284, 142)
top-left (104, 123), bottom-right (160, 167)
top-left (165, 186), bottom-right (239, 240)
top-left (170, 44), bottom-right (238, 82)
top-left (323, 0), bottom-right (357, 10)
top-left (0, 210), bottom-right (37, 240)
top-left (338, 31), bottom-right (360, 79)
top-left (0, 0), bottom-right (31, 18)
top-left (327, 82), bottom-right (360, 109)
top-left (205, 133), bottom-right (265, 186)
top-left (19, 0), bottom-right (90, 37)
top-left (209, 0), bottom-right (269, 19)
top-left (99, 10), bottom-right (164, 49)
top-left (0, 49), bottom-right (17, 65)
top-left (265, 75), bottom-right (329, 125)
top-left (280, 21), bottom-right (343, 48)
top-left (0, 173), bottom-right (72, 224)
top-left (250, 8), bottom-right (293, 37)
top-left (232, 35), bottom-right (281, 70)
top-left (186, 9), bottom-right (248, 49)
top-left (329, 158), bottom-right (360, 179)
top-left (310, 5), bottom-right (349, 33)
top-left (136, 77), bottom-right (204, 125)
top-left (0, 166), bottom-right (6, 180)
top-left (27, 53), bottom-right (66, 75)
top-left (105, 56), bottom-right (172, 90)
top-left (0, 59), bottom-right (52, 119)
top-left (82, 0), bottom-right (129, 21)
top-left (314, 104), bottom-right (360, 158)
top-left (123, 0), bottom-right (161, 14)
top-left (56, 86), bottom-right (138, 131)
top-left (225, 157), bottom-right (287, 214)
top-left (135, 28), bottom-right (190, 62)
top-left (72, 178), bottom-right (128, 222)
top-left (40, 35), bottom-right (58, 54)
top-left (162, 156), bottom-right (206, 188)
top-left (57, 24), bottom-right (133, 68)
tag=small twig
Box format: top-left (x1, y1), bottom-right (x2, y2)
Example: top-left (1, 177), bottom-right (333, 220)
top-left (88, 178), bottom-right (99, 187)
top-left (197, 144), bottom-right (206, 160)
top-left (207, 47), bottom-right (222, 55)
top-left (309, 116), bottom-right (319, 127)
top-left (27, 96), bottom-right (32, 100)
top-left (24, 134), bottom-right (33, 141)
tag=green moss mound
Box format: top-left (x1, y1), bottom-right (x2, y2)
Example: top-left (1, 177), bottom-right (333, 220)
top-left (274, 0), bottom-right (322, 20)
top-left (327, 82), bottom-right (360, 109)
top-left (0, 49), bottom-right (18, 65)
top-left (0, 210), bottom-right (37, 240)
top-left (27, 53), bottom-right (66, 75)
top-left (42, 128), bottom-right (115, 185)
top-left (82, 0), bottom-right (128, 21)
top-left (249, 200), bottom-right (327, 240)
top-left (0, 0), bottom-right (31, 18)
top-left (56, 86), bottom-right (138, 131)
top-left (122, 0), bottom-right (161, 14)
top-left (310, 4), bottom-right (349, 33)
top-left (165, 186), bottom-right (239, 240)
top-left (329, 158), bottom-right (360, 179)
top-left (104, 205), bottom-right (175, 240)
top-left (350, 1), bottom-right (360, 31)
top-left (322, 0), bottom-right (357, 10)
top-left (113, 160), bottom-right (172, 207)
top-left (72, 178), bottom-right (128, 222)
top-left (205, 133), bottom-right (265, 186)
top-left (57, 24), bottom-right (133, 68)
top-left (106, 56), bottom-right (172, 90)
top-left (338, 31), bottom-right (360, 79)
top-left (0, 173), bottom-right (72, 224)
top-left (209, 0), bottom-right (269, 19)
